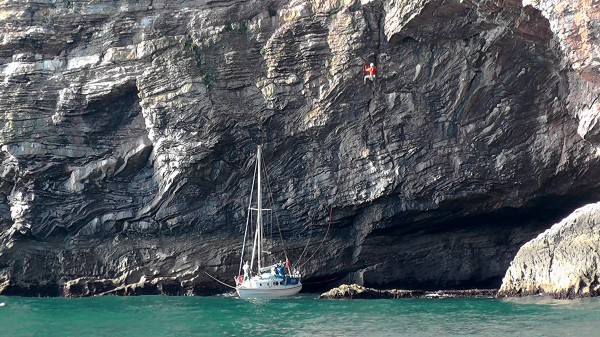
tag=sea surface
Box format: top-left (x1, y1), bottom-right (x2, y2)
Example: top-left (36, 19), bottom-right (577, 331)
top-left (0, 293), bottom-right (599, 336)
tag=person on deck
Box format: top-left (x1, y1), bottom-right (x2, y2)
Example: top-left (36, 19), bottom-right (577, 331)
top-left (277, 265), bottom-right (285, 277)
top-left (364, 63), bottom-right (377, 84)
top-left (242, 261), bottom-right (250, 281)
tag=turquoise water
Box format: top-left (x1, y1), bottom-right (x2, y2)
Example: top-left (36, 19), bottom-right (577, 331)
top-left (1, 294), bottom-right (599, 336)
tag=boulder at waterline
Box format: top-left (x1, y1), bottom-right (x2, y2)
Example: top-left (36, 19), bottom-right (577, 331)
top-left (498, 202), bottom-right (600, 299)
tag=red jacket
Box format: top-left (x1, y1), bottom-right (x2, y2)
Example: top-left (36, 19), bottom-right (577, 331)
top-left (364, 65), bottom-right (377, 76)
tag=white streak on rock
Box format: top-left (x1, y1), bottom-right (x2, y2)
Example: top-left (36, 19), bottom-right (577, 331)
top-left (577, 102), bottom-right (600, 141)
top-left (67, 55), bottom-right (100, 70)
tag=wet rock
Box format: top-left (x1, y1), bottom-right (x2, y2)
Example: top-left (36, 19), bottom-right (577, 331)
top-left (319, 283), bottom-right (497, 299)
top-left (319, 284), bottom-right (422, 299)
top-left (63, 277), bottom-right (116, 297)
top-left (498, 202), bottom-right (600, 299)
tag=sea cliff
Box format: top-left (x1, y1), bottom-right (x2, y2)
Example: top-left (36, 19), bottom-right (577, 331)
top-left (1, 0), bottom-right (599, 296)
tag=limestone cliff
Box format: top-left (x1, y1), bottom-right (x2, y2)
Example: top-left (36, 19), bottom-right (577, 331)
top-left (0, 0), bottom-right (599, 296)
top-left (498, 202), bottom-right (600, 298)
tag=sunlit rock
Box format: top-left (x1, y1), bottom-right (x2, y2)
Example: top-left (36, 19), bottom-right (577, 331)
top-left (499, 202), bottom-right (600, 299)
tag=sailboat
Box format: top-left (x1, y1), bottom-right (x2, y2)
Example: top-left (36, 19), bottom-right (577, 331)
top-left (234, 145), bottom-right (302, 299)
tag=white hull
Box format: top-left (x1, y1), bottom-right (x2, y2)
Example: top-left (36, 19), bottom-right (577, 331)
top-left (236, 284), bottom-right (302, 299)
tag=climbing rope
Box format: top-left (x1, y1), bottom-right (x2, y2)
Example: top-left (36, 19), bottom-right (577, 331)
top-left (296, 224), bottom-right (313, 265)
top-left (297, 206), bottom-right (333, 270)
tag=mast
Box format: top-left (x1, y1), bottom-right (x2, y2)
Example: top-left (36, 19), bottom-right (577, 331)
top-left (239, 159), bottom-right (258, 277)
top-left (256, 145), bottom-right (263, 271)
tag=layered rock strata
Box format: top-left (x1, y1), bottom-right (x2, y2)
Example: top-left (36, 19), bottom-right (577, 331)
top-left (498, 202), bottom-right (600, 299)
top-left (0, 0), bottom-right (599, 296)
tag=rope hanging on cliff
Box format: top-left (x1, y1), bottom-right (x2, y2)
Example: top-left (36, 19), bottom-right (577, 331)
top-left (297, 206), bottom-right (333, 270)
top-left (296, 224), bottom-right (314, 264)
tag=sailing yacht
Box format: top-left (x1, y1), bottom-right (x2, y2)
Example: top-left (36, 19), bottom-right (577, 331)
top-left (234, 146), bottom-right (302, 299)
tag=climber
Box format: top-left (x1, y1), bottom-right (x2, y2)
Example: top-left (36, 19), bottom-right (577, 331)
top-left (364, 62), bottom-right (377, 84)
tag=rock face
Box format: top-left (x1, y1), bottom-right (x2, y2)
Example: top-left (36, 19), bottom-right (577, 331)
top-left (498, 202), bottom-right (600, 299)
top-left (0, 0), bottom-right (599, 296)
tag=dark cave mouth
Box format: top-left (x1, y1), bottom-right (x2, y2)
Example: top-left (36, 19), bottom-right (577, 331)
top-left (307, 193), bottom-right (600, 294)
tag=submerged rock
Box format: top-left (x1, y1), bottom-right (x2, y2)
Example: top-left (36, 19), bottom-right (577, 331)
top-left (498, 202), bottom-right (600, 299)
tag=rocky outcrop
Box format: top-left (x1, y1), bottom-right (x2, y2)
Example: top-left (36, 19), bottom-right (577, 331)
top-left (319, 283), bottom-right (497, 299)
top-left (498, 202), bottom-right (600, 299)
top-left (0, 0), bottom-right (599, 296)
top-left (319, 284), bottom-right (424, 299)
